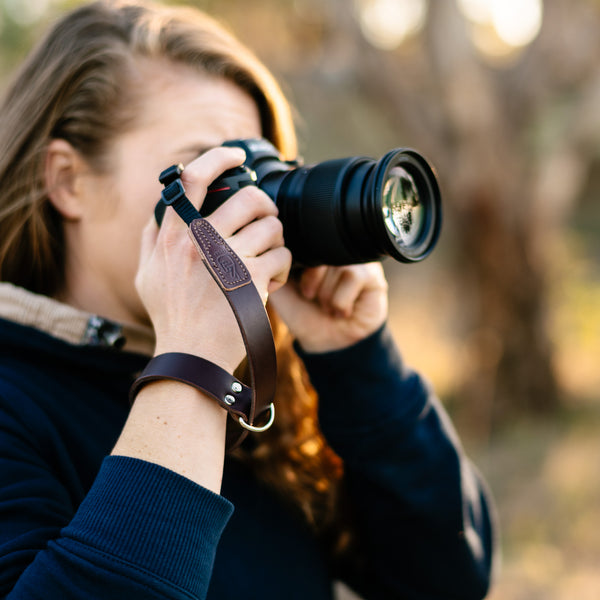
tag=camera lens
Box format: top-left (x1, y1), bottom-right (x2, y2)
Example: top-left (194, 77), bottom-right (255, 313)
top-left (382, 166), bottom-right (424, 249)
top-left (218, 139), bottom-right (441, 266)
top-left (371, 149), bottom-right (441, 263)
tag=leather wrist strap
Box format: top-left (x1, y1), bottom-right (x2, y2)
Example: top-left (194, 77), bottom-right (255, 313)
top-left (129, 353), bottom-right (275, 443)
top-left (130, 166), bottom-right (277, 451)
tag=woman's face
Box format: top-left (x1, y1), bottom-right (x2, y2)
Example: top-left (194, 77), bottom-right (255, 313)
top-left (68, 59), bottom-right (262, 326)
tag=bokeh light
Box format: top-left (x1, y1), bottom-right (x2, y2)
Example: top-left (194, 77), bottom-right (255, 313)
top-left (355, 0), bottom-right (428, 50)
top-left (490, 0), bottom-right (543, 47)
top-left (457, 0), bottom-right (543, 62)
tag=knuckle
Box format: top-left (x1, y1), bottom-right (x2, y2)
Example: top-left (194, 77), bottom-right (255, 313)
top-left (180, 166), bottom-right (208, 192)
top-left (346, 264), bottom-right (370, 282)
top-left (340, 267), bottom-right (359, 284)
top-left (264, 215), bottom-right (284, 238)
top-left (284, 248), bottom-right (293, 271)
top-left (279, 245), bottom-right (293, 267)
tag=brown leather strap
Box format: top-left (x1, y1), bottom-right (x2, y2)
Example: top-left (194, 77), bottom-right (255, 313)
top-left (188, 218), bottom-right (277, 421)
top-left (129, 352), bottom-right (253, 417)
top-left (129, 351), bottom-right (275, 451)
top-left (187, 217), bottom-right (277, 450)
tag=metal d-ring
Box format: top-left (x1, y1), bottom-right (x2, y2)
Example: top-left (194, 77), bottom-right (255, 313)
top-left (238, 403), bottom-right (275, 433)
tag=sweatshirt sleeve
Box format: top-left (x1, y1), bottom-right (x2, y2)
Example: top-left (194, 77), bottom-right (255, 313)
top-left (0, 387), bottom-right (233, 599)
top-left (296, 326), bottom-right (497, 600)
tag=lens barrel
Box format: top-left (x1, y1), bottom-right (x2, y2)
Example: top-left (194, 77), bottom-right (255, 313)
top-left (215, 138), bottom-right (441, 266)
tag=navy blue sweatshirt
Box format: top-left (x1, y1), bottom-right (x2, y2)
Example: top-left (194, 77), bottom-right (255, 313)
top-left (0, 283), bottom-right (496, 599)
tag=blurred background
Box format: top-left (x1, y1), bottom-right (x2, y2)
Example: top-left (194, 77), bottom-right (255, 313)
top-left (1, 0), bottom-right (599, 597)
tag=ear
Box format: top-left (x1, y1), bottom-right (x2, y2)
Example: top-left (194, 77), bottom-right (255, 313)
top-left (45, 139), bottom-right (88, 220)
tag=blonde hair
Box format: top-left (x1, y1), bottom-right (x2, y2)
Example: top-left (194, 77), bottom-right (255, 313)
top-left (0, 0), bottom-right (344, 539)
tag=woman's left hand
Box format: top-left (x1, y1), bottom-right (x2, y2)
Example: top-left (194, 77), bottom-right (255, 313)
top-left (269, 262), bottom-right (388, 353)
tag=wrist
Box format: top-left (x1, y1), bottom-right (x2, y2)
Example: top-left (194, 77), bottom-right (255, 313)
top-left (294, 321), bottom-right (386, 354)
top-left (295, 322), bottom-right (388, 357)
top-left (130, 352), bottom-right (275, 452)
top-left (154, 337), bottom-right (244, 375)
top-left (114, 380), bottom-right (227, 492)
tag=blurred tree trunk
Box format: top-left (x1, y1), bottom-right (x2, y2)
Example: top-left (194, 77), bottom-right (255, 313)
top-left (417, 0), bottom-right (561, 423)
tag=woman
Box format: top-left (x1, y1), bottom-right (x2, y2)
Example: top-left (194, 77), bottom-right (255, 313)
top-left (0, 1), bottom-right (496, 598)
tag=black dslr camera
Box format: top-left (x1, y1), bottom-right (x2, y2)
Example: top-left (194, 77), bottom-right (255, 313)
top-left (157, 138), bottom-right (442, 266)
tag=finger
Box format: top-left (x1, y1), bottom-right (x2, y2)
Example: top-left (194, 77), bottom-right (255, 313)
top-left (157, 192), bottom-right (189, 232)
top-left (227, 215), bottom-right (284, 258)
top-left (298, 266), bottom-right (328, 300)
top-left (315, 265), bottom-right (382, 316)
top-left (327, 268), bottom-right (366, 318)
top-left (329, 263), bottom-right (388, 316)
top-left (207, 185), bottom-right (278, 238)
top-left (154, 201), bottom-right (195, 253)
top-left (315, 267), bottom-right (345, 308)
top-left (265, 246), bottom-right (293, 291)
top-left (180, 146), bottom-right (246, 208)
top-left (247, 246), bottom-right (292, 302)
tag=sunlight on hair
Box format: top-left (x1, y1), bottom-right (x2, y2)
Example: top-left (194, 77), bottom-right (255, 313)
top-left (4, 0), bottom-right (50, 26)
top-left (300, 439), bottom-right (321, 457)
top-left (355, 0), bottom-right (428, 50)
top-left (457, 0), bottom-right (543, 62)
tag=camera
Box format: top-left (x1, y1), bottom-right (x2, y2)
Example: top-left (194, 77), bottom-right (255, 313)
top-left (159, 138), bottom-right (442, 266)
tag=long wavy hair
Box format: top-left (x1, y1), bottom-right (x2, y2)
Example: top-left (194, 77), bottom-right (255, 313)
top-left (0, 0), bottom-right (345, 540)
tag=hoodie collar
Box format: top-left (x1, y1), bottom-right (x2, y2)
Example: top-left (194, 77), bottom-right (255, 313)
top-left (0, 282), bottom-right (154, 356)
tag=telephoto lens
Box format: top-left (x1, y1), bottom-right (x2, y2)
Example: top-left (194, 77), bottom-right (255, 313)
top-left (204, 138), bottom-right (442, 266)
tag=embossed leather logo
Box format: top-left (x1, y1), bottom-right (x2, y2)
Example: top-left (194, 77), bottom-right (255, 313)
top-left (216, 253), bottom-right (238, 280)
top-left (189, 218), bottom-right (251, 291)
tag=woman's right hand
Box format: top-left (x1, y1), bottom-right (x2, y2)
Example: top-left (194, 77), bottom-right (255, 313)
top-left (135, 147), bottom-right (292, 373)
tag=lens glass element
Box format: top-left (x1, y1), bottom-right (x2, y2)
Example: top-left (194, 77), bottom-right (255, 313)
top-left (382, 166), bottom-right (424, 248)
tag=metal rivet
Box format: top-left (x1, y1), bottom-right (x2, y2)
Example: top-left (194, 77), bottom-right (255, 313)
top-left (224, 394), bottom-right (236, 406)
top-left (231, 382), bottom-right (243, 393)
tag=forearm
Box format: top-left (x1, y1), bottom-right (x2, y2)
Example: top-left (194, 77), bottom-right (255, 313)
top-left (4, 456), bottom-right (233, 599)
top-left (1, 376), bottom-right (233, 599)
top-left (111, 379), bottom-right (227, 493)
top-left (298, 326), bottom-right (496, 598)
